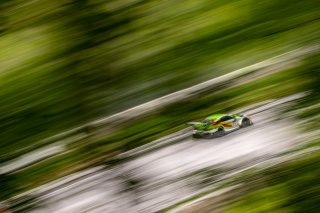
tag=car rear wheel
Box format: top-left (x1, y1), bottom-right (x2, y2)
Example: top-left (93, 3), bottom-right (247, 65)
top-left (192, 134), bottom-right (202, 139)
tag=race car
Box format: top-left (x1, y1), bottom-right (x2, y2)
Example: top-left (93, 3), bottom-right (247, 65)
top-left (187, 113), bottom-right (253, 138)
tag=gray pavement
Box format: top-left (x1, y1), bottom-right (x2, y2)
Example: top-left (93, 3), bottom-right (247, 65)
top-left (8, 93), bottom-right (311, 213)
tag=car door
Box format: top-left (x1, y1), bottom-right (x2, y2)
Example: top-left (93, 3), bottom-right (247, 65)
top-left (219, 115), bottom-right (238, 131)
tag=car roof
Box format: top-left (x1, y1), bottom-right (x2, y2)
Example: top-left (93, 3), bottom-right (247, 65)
top-left (206, 114), bottom-right (226, 120)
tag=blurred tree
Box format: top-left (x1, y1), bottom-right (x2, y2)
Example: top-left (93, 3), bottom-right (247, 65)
top-left (0, 0), bottom-right (319, 161)
top-left (0, 0), bottom-right (10, 34)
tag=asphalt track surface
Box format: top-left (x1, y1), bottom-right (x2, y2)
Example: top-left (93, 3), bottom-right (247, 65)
top-left (11, 94), bottom-right (307, 213)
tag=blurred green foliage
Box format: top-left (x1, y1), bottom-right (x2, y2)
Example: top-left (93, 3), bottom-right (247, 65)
top-left (293, 54), bottom-right (320, 131)
top-left (225, 152), bottom-right (320, 213)
top-left (1, 0), bottom-right (320, 160)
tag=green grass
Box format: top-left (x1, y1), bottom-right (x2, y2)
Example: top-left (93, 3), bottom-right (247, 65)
top-left (162, 149), bottom-right (320, 213)
top-left (225, 152), bottom-right (320, 213)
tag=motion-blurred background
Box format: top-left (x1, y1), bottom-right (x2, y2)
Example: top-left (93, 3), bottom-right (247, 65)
top-left (0, 0), bottom-right (319, 212)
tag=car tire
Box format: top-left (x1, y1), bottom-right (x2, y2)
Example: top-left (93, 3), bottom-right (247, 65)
top-left (241, 118), bottom-right (251, 128)
top-left (192, 134), bottom-right (201, 139)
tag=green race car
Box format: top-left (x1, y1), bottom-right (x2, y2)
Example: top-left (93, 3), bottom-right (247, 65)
top-left (187, 113), bottom-right (253, 138)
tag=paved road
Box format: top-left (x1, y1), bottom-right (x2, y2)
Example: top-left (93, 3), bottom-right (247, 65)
top-left (10, 94), bottom-right (307, 213)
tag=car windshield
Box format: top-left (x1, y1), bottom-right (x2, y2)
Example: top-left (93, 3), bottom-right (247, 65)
top-left (202, 119), bottom-right (212, 125)
top-left (218, 115), bottom-right (233, 122)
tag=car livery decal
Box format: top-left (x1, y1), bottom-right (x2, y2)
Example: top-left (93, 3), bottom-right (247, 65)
top-left (220, 122), bottom-right (233, 127)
